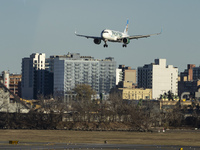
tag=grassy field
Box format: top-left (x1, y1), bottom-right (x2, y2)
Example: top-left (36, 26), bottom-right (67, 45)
top-left (0, 130), bottom-right (200, 146)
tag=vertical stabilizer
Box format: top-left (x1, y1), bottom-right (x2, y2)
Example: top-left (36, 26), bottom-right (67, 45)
top-left (124, 19), bottom-right (129, 35)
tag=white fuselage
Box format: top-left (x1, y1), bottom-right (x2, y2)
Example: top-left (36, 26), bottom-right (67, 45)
top-left (101, 29), bottom-right (128, 42)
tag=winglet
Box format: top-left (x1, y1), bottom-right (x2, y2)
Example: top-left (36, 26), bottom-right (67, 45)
top-left (124, 19), bottom-right (129, 35)
top-left (158, 27), bottom-right (163, 35)
top-left (155, 28), bottom-right (163, 35)
top-left (75, 29), bottom-right (79, 36)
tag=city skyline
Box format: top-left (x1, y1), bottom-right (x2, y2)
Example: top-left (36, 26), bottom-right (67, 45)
top-left (0, 0), bottom-right (200, 73)
top-left (0, 51), bottom-right (199, 75)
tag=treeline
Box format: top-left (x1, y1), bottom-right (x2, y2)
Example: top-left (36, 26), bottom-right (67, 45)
top-left (0, 84), bottom-right (200, 131)
top-left (0, 96), bottom-right (200, 131)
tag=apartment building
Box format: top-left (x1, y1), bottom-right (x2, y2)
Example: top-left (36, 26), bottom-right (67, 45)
top-left (116, 68), bottom-right (123, 85)
top-left (53, 53), bottom-right (116, 101)
top-left (179, 64), bottom-right (200, 99)
top-left (193, 67), bottom-right (200, 80)
top-left (9, 74), bottom-right (22, 99)
top-left (21, 53), bottom-right (46, 99)
top-left (1, 71), bottom-right (22, 103)
top-left (138, 59), bottom-right (178, 99)
top-left (180, 64), bottom-right (196, 81)
top-left (117, 65), bottom-right (136, 84)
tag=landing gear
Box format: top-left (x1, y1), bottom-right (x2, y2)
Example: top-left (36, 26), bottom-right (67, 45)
top-left (103, 44), bottom-right (108, 47)
top-left (122, 44), bottom-right (127, 47)
top-left (103, 40), bottom-right (108, 48)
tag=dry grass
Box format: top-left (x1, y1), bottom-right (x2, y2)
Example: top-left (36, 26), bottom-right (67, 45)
top-left (0, 130), bottom-right (200, 146)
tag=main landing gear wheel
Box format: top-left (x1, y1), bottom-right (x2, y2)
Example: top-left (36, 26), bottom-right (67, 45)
top-left (103, 44), bottom-right (108, 48)
top-left (122, 44), bottom-right (127, 47)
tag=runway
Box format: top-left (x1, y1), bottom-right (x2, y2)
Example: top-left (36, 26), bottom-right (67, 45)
top-left (0, 142), bottom-right (200, 150)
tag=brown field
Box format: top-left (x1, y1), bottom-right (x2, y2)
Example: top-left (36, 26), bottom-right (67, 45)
top-left (0, 130), bottom-right (200, 146)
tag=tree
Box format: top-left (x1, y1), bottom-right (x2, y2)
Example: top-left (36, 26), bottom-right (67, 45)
top-left (129, 101), bottom-right (161, 132)
top-left (160, 91), bottom-right (178, 101)
top-left (167, 91), bottom-right (174, 101)
top-left (108, 89), bottom-right (123, 122)
top-left (73, 84), bottom-right (96, 122)
top-left (73, 84), bottom-right (96, 102)
top-left (162, 103), bottom-right (184, 128)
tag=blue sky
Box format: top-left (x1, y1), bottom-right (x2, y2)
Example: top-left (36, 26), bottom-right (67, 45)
top-left (0, 0), bottom-right (200, 73)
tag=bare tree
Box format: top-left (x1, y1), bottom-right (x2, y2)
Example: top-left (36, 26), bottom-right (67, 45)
top-left (128, 100), bottom-right (161, 132)
top-left (108, 89), bottom-right (123, 122)
top-left (72, 84), bottom-right (96, 122)
top-left (162, 104), bottom-right (184, 128)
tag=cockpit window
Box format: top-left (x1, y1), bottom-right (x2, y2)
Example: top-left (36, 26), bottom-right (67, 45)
top-left (103, 31), bottom-right (109, 33)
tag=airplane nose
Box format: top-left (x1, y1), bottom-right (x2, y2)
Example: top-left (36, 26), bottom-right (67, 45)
top-left (102, 33), bottom-right (105, 39)
top-left (102, 32), bottom-right (108, 39)
top-left (101, 30), bottom-right (109, 39)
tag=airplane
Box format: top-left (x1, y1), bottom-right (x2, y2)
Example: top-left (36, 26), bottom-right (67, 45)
top-left (75, 19), bottom-right (162, 48)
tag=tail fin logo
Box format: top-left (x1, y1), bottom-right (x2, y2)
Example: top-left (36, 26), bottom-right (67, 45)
top-left (124, 19), bottom-right (129, 35)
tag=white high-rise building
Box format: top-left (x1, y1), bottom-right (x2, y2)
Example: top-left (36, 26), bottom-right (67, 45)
top-left (116, 68), bottom-right (123, 85)
top-left (53, 53), bottom-right (116, 101)
top-left (21, 53), bottom-right (46, 99)
top-left (138, 59), bottom-right (178, 99)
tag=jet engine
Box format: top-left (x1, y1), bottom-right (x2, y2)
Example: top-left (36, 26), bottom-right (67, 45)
top-left (93, 38), bottom-right (101, 45)
top-left (123, 38), bottom-right (130, 44)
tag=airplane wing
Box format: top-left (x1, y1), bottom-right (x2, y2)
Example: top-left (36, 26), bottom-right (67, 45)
top-left (75, 32), bottom-right (102, 39)
top-left (119, 29), bottom-right (162, 40)
top-left (128, 32), bottom-right (161, 39)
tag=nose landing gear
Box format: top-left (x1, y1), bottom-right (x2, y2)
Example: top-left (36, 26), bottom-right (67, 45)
top-left (103, 40), bottom-right (108, 48)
